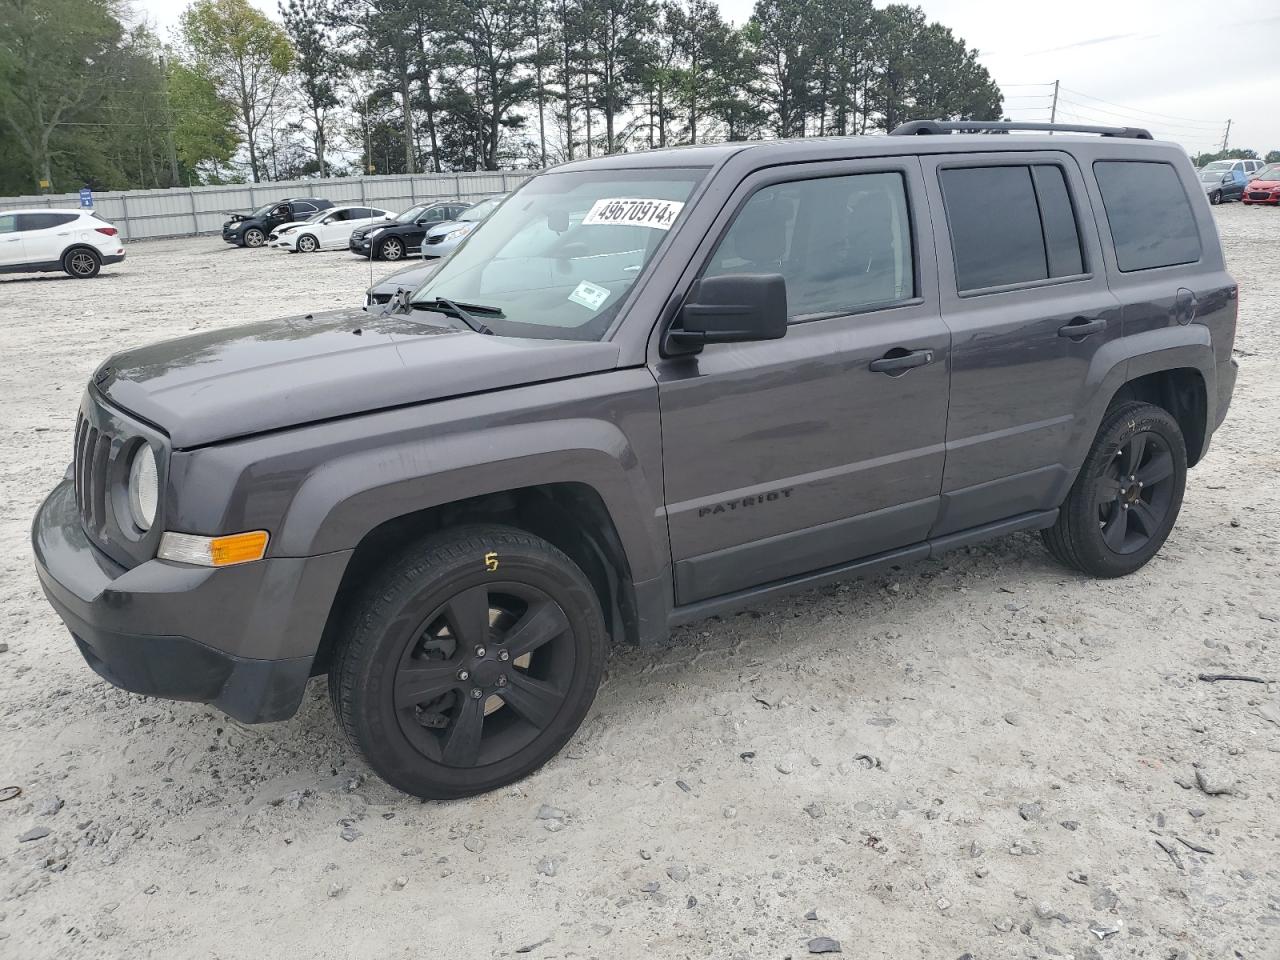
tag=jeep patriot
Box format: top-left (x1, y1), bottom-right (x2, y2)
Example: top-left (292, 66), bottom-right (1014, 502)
top-left (33, 121), bottom-right (1238, 799)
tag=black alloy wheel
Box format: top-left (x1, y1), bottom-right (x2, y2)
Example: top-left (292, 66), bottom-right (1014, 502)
top-left (1093, 430), bottom-right (1176, 555)
top-left (329, 525), bottom-right (606, 799)
top-left (1042, 401), bottom-right (1187, 578)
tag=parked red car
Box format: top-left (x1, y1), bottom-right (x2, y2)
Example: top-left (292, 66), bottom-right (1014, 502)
top-left (1243, 164), bottom-right (1280, 206)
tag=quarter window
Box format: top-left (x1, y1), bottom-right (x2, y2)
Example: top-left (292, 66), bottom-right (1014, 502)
top-left (1093, 160), bottom-right (1201, 272)
top-left (940, 164), bottom-right (1084, 292)
top-left (0, 214), bottom-right (17, 234)
top-left (703, 171), bottom-right (915, 321)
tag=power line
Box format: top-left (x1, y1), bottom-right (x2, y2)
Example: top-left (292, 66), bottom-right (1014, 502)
top-left (1056, 85), bottom-right (1225, 127)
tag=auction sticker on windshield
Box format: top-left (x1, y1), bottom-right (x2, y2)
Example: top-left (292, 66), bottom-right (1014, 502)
top-left (568, 280), bottom-right (611, 311)
top-left (582, 198), bottom-right (685, 230)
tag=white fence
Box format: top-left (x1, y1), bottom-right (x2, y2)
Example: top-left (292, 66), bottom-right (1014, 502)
top-left (0, 171), bottom-right (538, 242)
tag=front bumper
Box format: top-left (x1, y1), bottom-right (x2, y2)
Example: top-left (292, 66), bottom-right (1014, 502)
top-left (32, 477), bottom-right (350, 723)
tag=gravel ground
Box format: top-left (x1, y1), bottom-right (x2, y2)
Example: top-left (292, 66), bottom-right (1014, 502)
top-left (1, 207), bottom-right (1278, 960)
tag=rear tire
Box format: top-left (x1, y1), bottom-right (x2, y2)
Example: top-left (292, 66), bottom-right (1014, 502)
top-left (63, 248), bottom-right (101, 278)
top-left (379, 237), bottom-right (405, 261)
top-left (1042, 401), bottom-right (1186, 578)
top-left (328, 525), bottom-right (607, 800)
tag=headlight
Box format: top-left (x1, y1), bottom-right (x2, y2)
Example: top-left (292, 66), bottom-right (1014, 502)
top-left (442, 225), bottom-right (473, 242)
top-left (368, 227), bottom-right (385, 238)
top-left (279, 226), bottom-right (296, 235)
top-left (127, 444), bottom-right (159, 531)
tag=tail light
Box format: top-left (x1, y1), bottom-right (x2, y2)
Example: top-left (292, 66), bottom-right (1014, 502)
top-left (95, 227), bottom-right (118, 237)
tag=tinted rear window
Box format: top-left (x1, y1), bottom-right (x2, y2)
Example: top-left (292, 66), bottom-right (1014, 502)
top-left (1032, 166), bottom-right (1084, 278)
top-left (1094, 161), bottom-right (1201, 272)
top-left (17, 212), bottom-right (79, 231)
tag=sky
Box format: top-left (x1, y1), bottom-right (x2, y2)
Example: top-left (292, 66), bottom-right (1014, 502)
top-left (135, 0), bottom-right (1280, 156)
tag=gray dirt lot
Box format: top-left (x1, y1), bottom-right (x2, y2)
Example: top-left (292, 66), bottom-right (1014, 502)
top-left (1, 206), bottom-right (1278, 960)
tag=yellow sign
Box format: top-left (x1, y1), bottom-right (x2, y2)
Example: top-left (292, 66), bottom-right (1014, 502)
top-left (38, 179), bottom-right (50, 188)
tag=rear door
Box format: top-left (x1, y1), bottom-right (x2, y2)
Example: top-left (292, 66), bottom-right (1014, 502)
top-left (654, 157), bottom-right (951, 604)
top-left (16, 212), bottom-right (79, 265)
top-left (920, 152), bottom-right (1122, 535)
top-left (0, 214), bottom-right (23, 267)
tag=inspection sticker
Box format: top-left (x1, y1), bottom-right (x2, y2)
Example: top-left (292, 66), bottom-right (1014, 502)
top-left (568, 280), bottom-right (611, 311)
top-left (581, 197), bottom-right (685, 230)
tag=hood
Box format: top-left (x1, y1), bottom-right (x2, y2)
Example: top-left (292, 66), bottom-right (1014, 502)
top-left (93, 308), bottom-right (620, 448)
top-left (426, 219), bottom-right (469, 238)
top-left (223, 212), bottom-right (251, 224)
top-left (271, 219), bottom-right (310, 233)
top-left (1249, 178), bottom-right (1280, 188)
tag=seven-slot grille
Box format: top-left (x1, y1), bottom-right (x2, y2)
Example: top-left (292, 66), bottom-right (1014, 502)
top-left (73, 409), bottom-right (114, 535)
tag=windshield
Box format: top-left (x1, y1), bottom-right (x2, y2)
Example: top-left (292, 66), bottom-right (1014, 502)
top-left (1203, 161), bottom-right (1234, 172)
top-left (1252, 164), bottom-right (1280, 181)
top-left (395, 204), bottom-right (429, 223)
top-left (459, 198), bottom-right (501, 222)
top-left (249, 203), bottom-right (275, 218)
top-left (410, 168), bottom-right (705, 340)
top-left (1199, 169), bottom-right (1230, 182)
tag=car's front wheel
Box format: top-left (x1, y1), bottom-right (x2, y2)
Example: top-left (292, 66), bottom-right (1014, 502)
top-left (1042, 401), bottom-right (1187, 578)
top-left (379, 237), bottom-right (405, 261)
top-left (243, 227), bottom-right (266, 247)
top-left (296, 233), bottom-right (318, 253)
top-left (329, 525), bottom-right (607, 800)
top-left (63, 248), bottom-right (101, 278)
top-left (1209, 190), bottom-right (1223, 205)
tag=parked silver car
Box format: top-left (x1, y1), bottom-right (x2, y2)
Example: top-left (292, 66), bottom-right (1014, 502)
top-left (419, 196), bottom-right (504, 259)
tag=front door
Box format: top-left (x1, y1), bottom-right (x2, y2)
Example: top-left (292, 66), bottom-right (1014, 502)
top-left (919, 152), bottom-right (1122, 535)
top-left (654, 158), bottom-right (951, 605)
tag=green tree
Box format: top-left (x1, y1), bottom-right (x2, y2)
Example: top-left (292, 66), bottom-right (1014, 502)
top-left (181, 0), bottom-right (295, 182)
top-left (169, 60), bottom-right (241, 182)
top-left (1265, 150), bottom-right (1280, 164)
top-left (280, 0), bottom-right (339, 176)
top-left (0, 0), bottom-right (127, 191)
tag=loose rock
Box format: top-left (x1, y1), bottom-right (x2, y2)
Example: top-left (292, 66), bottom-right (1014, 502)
top-left (807, 936), bottom-right (842, 954)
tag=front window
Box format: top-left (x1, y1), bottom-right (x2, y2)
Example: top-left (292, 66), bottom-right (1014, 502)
top-left (410, 168), bottom-right (705, 340)
top-left (249, 202), bottom-right (275, 218)
top-left (1253, 164), bottom-right (1280, 181)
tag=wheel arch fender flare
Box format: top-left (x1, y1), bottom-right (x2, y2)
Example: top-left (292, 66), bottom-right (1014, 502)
top-left (1069, 324), bottom-right (1216, 473)
top-left (271, 418), bottom-right (667, 585)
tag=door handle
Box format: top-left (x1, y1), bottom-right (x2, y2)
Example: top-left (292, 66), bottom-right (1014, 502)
top-left (1058, 316), bottom-right (1107, 339)
top-left (869, 348), bottom-right (934, 374)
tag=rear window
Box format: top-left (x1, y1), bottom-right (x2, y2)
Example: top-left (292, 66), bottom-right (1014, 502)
top-left (940, 164), bottom-right (1085, 292)
top-left (17, 212), bottom-right (79, 231)
top-left (1094, 161), bottom-right (1201, 272)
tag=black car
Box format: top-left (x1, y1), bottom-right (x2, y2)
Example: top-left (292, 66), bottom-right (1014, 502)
top-left (222, 198), bottom-right (334, 248)
top-left (348, 200), bottom-right (470, 260)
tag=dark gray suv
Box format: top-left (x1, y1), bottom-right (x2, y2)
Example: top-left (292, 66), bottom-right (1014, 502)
top-left (33, 121), bottom-right (1238, 799)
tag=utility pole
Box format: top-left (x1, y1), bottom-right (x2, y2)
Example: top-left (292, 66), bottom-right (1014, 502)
top-left (1221, 119), bottom-right (1231, 153)
top-left (1049, 79), bottom-right (1059, 124)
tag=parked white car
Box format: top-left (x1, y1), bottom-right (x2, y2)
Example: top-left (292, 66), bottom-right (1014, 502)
top-left (0, 208), bottom-right (125, 278)
top-left (268, 205), bottom-right (395, 252)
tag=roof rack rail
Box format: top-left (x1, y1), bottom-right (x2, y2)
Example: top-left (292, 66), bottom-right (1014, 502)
top-left (889, 120), bottom-right (1153, 140)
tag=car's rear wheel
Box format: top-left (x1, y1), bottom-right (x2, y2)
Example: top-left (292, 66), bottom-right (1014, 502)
top-left (328, 525), bottom-right (607, 800)
top-left (1209, 190), bottom-right (1222, 205)
top-left (243, 227), bottom-right (266, 247)
top-left (63, 248), bottom-right (101, 278)
top-left (379, 237), bottom-right (405, 261)
top-left (1042, 401), bottom-right (1186, 578)
top-left (297, 233), bottom-right (318, 253)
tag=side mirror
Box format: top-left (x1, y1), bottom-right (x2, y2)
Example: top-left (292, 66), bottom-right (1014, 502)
top-left (666, 274), bottom-right (788, 353)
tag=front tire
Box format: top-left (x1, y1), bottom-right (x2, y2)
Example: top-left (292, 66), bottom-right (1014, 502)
top-left (63, 248), bottom-right (101, 278)
top-left (296, 233), bottom-right (318, 253)
top-left (1209, 190), bottom-right (1222, 205)
top-left (329, 525), bottom-right (607, 800)
top-left (243, 227), bottom-right (266, 247)
top-left (379, 237), bottom-right (405, 261)
top-left (1042, 401), bottom-right (1187, 578)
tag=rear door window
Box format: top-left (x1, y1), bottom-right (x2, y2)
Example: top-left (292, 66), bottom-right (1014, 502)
top-left (1093, 160), bottom-right (1201, 272)
top-left (939, 164), bottom-right (1085, 292)
top-left (16, 212), bottom-right (78, 231)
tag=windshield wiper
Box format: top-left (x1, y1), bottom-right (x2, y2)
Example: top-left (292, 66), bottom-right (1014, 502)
top-left (414, 297), bottom-right (503, 334)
